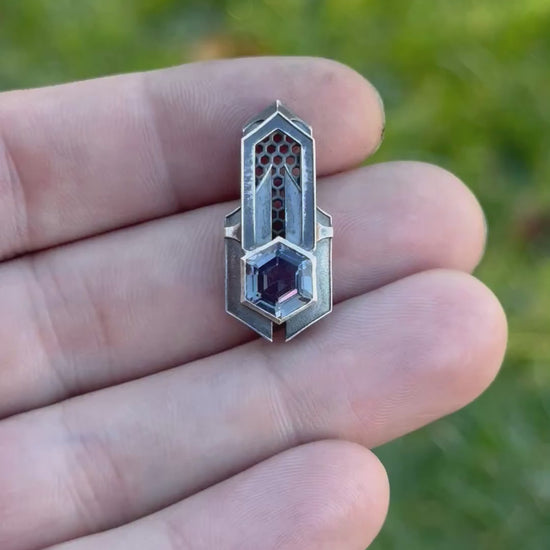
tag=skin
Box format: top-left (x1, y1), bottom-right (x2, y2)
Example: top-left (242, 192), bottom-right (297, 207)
top-left (0, 57), bottom-right (507, 550)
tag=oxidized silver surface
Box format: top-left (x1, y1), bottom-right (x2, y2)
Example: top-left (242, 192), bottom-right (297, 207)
top-left (225, 101), bottom-right (333, 341)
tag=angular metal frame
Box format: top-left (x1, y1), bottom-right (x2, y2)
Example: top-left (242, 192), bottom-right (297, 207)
top-left (240, 236), bottom-right (317, 325)
top-left (225, 101), bottom-right (333, 341)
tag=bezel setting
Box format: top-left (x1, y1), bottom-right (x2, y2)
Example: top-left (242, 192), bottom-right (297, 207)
top-left (241, 237), bottom-right (317, 324)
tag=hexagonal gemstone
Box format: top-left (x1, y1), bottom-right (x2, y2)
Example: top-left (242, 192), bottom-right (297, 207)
top-left (244, 241), bottom-right (314, 321)
top-left (258, 255), bottom-right (299, 304)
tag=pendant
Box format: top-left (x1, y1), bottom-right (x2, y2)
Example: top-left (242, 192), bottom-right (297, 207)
top-left (225, 101), bottom-right (333, 341)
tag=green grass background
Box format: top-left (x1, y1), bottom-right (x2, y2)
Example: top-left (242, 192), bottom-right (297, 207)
top-left (1, 1), bottom-right (548, 548)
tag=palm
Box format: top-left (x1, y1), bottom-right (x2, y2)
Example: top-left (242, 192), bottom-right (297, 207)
top-left (0, 57), bottom-right (506, 550)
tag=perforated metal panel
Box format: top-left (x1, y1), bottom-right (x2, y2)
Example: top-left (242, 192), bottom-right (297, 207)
top-left (254, 131), bottom-right (301, 238)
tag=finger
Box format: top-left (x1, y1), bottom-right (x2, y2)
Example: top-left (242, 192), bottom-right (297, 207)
top-left (47, 441), bottom-right (388, 550)
top-left (0, 162), bottom-right (485, 416)
top-left (0, 270), bottom-right (506, 549)
top-left (0, 56), bottom-right (383, 258)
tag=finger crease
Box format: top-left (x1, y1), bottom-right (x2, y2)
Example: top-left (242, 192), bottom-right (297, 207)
top-left (57, 401), bottom-right (135, 532)
top-left (163, 513), bottom-right (198, 550)
top-left (23, 254), bottom-right (73, 398)
top-left (0, 128), bottom-right (31, 258)
top-left (258, 346), bottom-right (303, 449)
top-left (141, 74), bottom-right (186, 214)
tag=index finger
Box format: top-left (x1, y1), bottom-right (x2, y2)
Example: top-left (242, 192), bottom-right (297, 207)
top-left (0, 56), bottom-right (384, 258)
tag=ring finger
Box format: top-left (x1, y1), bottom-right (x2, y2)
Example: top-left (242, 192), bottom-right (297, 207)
top-left (0, 268), bottom-right (506, 550)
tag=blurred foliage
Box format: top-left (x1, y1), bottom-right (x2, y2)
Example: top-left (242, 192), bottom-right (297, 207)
top-left (0, 0), bottom-right (548, 548)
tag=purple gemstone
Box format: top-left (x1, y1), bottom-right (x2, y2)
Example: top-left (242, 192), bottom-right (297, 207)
top-left (258, 256), bottom-right (299, 305)
top-left (243, 241), bottom-right (314, 320)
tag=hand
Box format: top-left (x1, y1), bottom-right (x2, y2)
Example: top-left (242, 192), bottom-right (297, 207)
top-left (0, 57), bottom-right (506, 550)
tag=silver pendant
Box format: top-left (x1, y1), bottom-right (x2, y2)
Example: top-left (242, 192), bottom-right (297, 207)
top-left (225, 101), bottom-right (333, 341)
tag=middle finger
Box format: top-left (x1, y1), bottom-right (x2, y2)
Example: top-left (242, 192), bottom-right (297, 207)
top-left (0, 161), bottom-right (485, 417)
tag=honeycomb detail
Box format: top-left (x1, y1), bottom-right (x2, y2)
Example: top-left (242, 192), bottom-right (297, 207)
top-left (255, 132), bottom-right (301, 239)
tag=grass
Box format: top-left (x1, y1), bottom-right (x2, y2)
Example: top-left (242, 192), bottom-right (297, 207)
top-left (1, 1), bottom-right (548, 547)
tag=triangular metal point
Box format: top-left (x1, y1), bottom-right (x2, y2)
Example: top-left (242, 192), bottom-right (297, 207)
top-left (242, 100), bottom-right (312, 136)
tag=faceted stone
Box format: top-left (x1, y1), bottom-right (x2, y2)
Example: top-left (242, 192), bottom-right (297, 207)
top-left (258, 256), bottom-right (298, 304)
top-left (244, 241), bottom-right (314, 321)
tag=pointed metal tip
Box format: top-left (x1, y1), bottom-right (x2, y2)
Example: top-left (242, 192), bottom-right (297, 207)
top-left (263, 99), bottom-right (284, 117)
top-left (242, 101), bottom-right (312, 136)
top-left (273, 100), bottom-right (312, 135)
top-left (242, 101), bottom-right (282, 134)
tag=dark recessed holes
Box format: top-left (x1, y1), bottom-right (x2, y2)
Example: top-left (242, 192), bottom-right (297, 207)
top-left (273, 219), bottom-right (284, 233)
